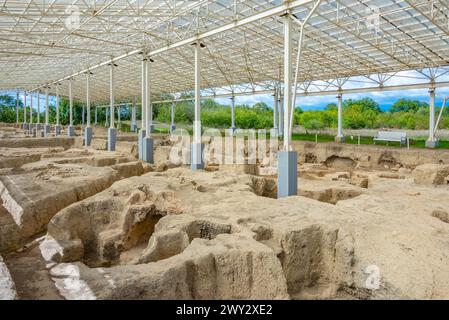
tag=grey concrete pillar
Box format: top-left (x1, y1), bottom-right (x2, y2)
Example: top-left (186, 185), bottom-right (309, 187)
top-left (44, 124), bottom-right (50, 137)
top-left (191, 142), bottom-right (204, 170)
top-left (67, 125), bottom-right (75, 137)
top-left (142, 136), bottom-right (154, 163)
top-left (277, 151), bottom-right (298, 198)
top-left (85, 127), bottom-right (92, 147)
top-left (55, 125), bottom-right (61, 136)
top-left (138, 129), bottom-right (146, 160)
top-left (108, 127), bottom-right (117, 151)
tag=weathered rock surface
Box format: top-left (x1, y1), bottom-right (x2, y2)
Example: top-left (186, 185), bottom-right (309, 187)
top-left (3, 125), bottom-right (449, 300)
top-left (413, 164), bottom-right (449, 185)
top-left (432, 209), bottom-right (449, 224)
top-left (0, 147), bottom-right (64, 169)
top-left (298, 179), bottom-right (364, 204)
top-left (50, 234), bottom-right (289, 300)
top-left (0, 150), bottom-right (147, 253)
top-left (0, 255), bottom-right (17, 300)
top-left (38, 167), bottom-right (449, 300)
top-left (294, 141), bottom-right (449, 169)
top-left (0, 137), bottom-right (75, 149)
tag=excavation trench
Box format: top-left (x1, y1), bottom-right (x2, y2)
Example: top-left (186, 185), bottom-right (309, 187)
top-left (249, 175), bottom-right (363, 204)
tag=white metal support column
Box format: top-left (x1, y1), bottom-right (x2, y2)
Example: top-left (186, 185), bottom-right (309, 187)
top-left (67, 79), bottom-right (75, 136)
top-left (16, 91), bottom-right (19, 124)
top-left (335, 94), bottom-right (345, 142)
top-left (283, 15), bottom-right (292, 150)
top-left (36, 91), bottom-right (41, 131)
top-left (139, 56), bottom-right (147, 160)
top-left (117, 104), bottom-right (121, 130)
top-left (142, 54), bottom-right (154, 163)
top-left (426, 88), bottom-right (439, 148)
top-left (170, 101), bottom-right (176, 133)
top-left (55, 85), bottom-right (61, 136)
top-left (44, 88), bottom-right (50, 136)
top-left (131, 97), bottom-right (137, 132)
top-left (108, 63), bottom-right (117, 151)
top-left (278, 88), bottom-right (283, 136)
top-left (278, 12), bottom-right (297, 198)
top-left (85, 72), bottom-right (92, 146)
top-left (95, 106), bottom-right (98, 125)
top-left (146, 58), bottom-right (151, 135)
top-left (23, 92), bottom-right (27, 129)
top-left (105, 108), bottom-right (109, 127)
top-left (230, 94), bottom-right (236, 135)
top-left (273, 88), bottom-right (278, 136)
top-left (148, 59), bottom-right (154, 134)
top-left (192, 42), bottom-right (204, 170)
top-left (29, 92), bottom-right (33, 129)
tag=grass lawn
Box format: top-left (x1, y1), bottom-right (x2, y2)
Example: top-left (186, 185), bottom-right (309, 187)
top-left (292, 132), bottom-right (449, 150)
top-left (107, 123), bottom-right (449, 150)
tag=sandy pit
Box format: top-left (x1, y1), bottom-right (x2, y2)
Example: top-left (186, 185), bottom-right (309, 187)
top-left (1, 124), bottom-right (449, 300)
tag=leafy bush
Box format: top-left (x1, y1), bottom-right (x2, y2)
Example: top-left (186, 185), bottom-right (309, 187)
top-left (3, 93), bottom-right (443, 133)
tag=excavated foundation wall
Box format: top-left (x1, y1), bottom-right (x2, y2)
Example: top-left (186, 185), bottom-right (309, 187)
top-left (0, 137), bottom-right (76, 150)
top-left (293, 141), bottom-right (449, 169)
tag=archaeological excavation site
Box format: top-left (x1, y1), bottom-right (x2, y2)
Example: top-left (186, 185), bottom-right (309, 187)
top-left (1, 124), bottom-right (449, 301)
top-left (1, 0), bottom-right (449, 303)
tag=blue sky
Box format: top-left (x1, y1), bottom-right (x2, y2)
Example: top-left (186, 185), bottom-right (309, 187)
top-left (216, 87), bottom-right (449, 111)
top-left (216, 70), bottom-right (449, 111)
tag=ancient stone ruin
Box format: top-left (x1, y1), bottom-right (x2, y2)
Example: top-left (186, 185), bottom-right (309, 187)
top-left (1, 123), bottom-right (449, 300)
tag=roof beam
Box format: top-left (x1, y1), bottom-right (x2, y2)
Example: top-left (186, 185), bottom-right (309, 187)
top-left (31, 0), bottom-right (315, 91)
top-left (90, 80), bottom-right (449, 107)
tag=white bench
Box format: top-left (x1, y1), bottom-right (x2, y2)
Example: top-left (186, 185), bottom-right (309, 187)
top-left (374, 131), bottom-right (407, 146)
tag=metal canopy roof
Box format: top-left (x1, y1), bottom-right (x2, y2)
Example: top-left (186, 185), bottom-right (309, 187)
top-left (1, 0), bottom-right (449, 104)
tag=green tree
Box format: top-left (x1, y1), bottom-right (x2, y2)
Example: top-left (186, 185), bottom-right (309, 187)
top-left (299, 111), bottom-right (325, 129)
top-left (253, 102), bottom-right (270, 112)
top-left (344, 97), bottom-right (381, 113)
top-left (293, 107), bottom-right (304, 125)
top-left (390, 98), bottom-right (428, 113)
top-left (364, 109), bottom-right (377, 128)
top-left (0, 94), bottom-right (23, 123)
top-left (325, 103), bottom-right (337, 111)
top-left (343, 104), bottom-right (367, 129)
